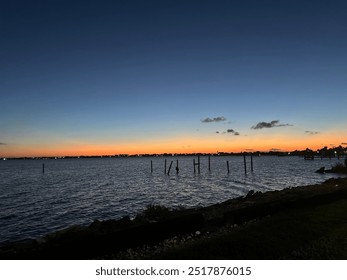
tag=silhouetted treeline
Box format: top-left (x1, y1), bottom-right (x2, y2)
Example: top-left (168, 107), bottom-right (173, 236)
top-left (3, 145), bottom-right (346, 160)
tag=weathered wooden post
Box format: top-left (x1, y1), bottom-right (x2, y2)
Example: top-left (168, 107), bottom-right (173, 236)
top-left (167, 161), bottom-right (173, 175)
top-left (193, 157), bottom-right (201, 174)
top-left (176, 159), bottom-right (179, 174)
top-left (227, 160), bottom-right (230, 174)
top-left (198, 155), bottom-right (200, 174)
top-left (243, 155), bottom-right (247, 175)
top-left (42, 163), bottom-right (45, 174)
top-left (208, 155), bottom-right (211, 172)
top-left (251, 154), bottom-right (254, 172)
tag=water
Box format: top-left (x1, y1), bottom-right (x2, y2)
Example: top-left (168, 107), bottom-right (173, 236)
top-left (0, 156), bottom-right (344, 244)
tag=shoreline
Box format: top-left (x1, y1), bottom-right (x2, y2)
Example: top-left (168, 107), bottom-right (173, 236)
top-left (1, 176), bottom-right (347, 259)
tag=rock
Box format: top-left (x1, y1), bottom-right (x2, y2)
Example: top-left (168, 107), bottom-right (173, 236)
top-left (245, 190), bottom-right (255, 198)
top-left (315, 167), bottom-right (325, 173)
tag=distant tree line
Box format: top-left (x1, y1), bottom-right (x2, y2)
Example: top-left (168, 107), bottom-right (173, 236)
top-left (3, 145), bottom-right (347, 160)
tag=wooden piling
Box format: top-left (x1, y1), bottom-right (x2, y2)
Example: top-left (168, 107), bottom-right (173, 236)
top-left (193, 157), bottom-right (201, 174)
top-left (42, 163), bottom-right (45, 174)
top-left (251, 154), bottom-right (254, 172)
top-left (198, 155), bottom-right (200, 174)
top-left (227, 160), bottom-right (230, 174)
top-left (176, 160), bottom-right (179, 174)
top-left (208, 155), bottom-right (211, 172)
top-left (243, 155), bottom-right (247, 175)
top-left (167, 161), bottom-right (173, 175)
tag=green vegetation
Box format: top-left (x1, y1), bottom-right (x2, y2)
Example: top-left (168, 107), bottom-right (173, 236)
top-left (329, 162), bottom-right (347, 174)
top-left (134, 204), bottom-right (171, 222)
top-left (150, 197), bottom-right (347, 259)
top-left (134, 204), bottom-right (188, 223)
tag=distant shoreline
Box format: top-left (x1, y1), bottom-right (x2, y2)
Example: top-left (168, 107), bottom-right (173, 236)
top-left (2, 143), bottom-right (346, 160)
top-left (2, 151), bottom-right (347, 161)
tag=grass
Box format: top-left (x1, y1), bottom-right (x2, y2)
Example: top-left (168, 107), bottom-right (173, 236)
top-left (150, 198), bottom-right (347, 259)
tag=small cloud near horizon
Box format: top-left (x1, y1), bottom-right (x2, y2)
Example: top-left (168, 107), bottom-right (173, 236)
top-left (251, 120), bottom-right (293, 130)
top-left (227, 129), bottom-right (240, 136)
top-left (201, 116), bottom-right (226, 123)
top-left (341, 142), bottom-right (347, 145)
top-left (0, 142), bottom-right (7, 145)
top-left (305, 131), bottom-right (320, 135)
top-left (216, 129), bottom-right (240, 135)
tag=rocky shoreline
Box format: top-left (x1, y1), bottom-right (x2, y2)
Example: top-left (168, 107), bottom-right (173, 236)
top-left (1, 176), bottom-right (347, 259)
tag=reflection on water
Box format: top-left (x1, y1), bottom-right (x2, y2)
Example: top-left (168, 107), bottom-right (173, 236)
top-left (0, 156), bottom-right (344, 243)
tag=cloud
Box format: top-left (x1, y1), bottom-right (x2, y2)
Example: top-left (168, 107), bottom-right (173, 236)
top-left (305, 131), bottom-right (320, 135)
top-left (0, 142), bottom-right (7, 145)
top-left (216, 129), bottom-right (240, 135)
top-left (270, 148), bottom-right (281, 152)
top-left (201, 116), bottom-right (226, 123)
top-left (251, 120), bottom-right (292, 129)
top-left (341, 142), bottom-right (347, 145)
top-left (227, 129), bottom-right (240, 136)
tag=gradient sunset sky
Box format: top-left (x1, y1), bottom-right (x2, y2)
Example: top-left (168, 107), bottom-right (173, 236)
top-left (1, 0), bottom-right (346, 157)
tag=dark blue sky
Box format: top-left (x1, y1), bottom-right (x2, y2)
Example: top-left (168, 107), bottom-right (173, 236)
top-left (1, 0), bottom-right (347, 156)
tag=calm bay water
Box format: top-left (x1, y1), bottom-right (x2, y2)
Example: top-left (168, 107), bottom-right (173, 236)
top-left (0, 156), bottom-right (344, 244)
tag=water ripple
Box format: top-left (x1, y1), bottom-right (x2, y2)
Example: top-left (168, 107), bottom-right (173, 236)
top-left (0, 156), bottom-right (345, 243)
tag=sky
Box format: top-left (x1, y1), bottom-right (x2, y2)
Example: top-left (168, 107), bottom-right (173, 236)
top-left (1, 0), bottom-right (347, 157)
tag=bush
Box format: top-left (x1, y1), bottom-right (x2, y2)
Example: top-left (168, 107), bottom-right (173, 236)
top-left (136, 204), bottom-right (171, 222)
top-left (331, 162), bottom-right (347, 174)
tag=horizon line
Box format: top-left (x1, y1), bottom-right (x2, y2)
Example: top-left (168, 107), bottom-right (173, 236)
top-left (2, 146), bottom-right (346, 160)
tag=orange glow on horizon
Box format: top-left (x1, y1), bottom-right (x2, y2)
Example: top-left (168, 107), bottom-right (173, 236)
top-left (1, 131), bottom-right (346, 158)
